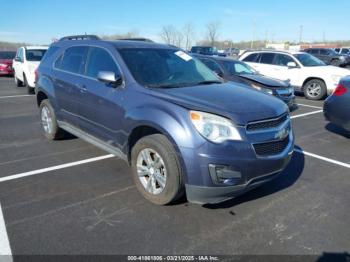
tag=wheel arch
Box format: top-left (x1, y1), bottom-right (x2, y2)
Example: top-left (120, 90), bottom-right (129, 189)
top-left (302, 77), bottom-right (326, 91)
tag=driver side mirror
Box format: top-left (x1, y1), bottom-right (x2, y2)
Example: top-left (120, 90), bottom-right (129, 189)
top-left (97, 71), bottom-right (122, 87)
top-left (287, 62), bottom-right (298, 69)
top-left (214, 70), bottom-right (223, 78)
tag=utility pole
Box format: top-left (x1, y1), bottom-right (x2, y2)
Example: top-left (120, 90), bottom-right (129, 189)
top-left (250, 19), bottom-right (256, 49)
top-left (299, 25), bottom-right (303, 44)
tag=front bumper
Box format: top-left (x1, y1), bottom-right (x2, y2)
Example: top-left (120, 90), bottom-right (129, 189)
top-left (274, 88), bottom-right (296, 109)
top-left (182, 128), bottom-right (294, 204)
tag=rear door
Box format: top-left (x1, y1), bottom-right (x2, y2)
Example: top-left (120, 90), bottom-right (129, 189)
top-left (251, 52), bottom-right (278, 78)
top-left (241, 52), bottom-right (261, 71)
top-left (53, 46), bottom-right (89, 125)
top-left (78, 46), bottom-right (125, 144)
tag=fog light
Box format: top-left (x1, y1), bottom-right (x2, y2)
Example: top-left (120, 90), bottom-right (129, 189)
top-left (209, 164), bottom-right (242, 185)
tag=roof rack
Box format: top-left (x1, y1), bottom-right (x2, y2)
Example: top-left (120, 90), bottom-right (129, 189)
top-left (118, 38), bottom-right (153, 42)
top-left (59, 35), bottom-right (100, 41)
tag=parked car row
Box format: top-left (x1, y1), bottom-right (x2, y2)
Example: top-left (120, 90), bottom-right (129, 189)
top-left (303, 48), bottom-right (350, 68)
top-left (239, 50), bottom-right (350, 100)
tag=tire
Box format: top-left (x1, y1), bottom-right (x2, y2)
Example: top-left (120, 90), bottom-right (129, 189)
top-left (23, 74), bottom-right (34, 94)
top-left (131, 134), bottom-right (184, 205)
top-left (14, 76), bottom-right (23, 87)
top-left (39, 99), bottom-right (65, 140)
top-left (303, 79), bottom-right (327, 100)
top-left (330, 59), bottom-right (340, 66)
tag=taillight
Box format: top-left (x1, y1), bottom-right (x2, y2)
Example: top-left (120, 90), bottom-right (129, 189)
top-left (333, 83), bottom-right (347, 96)
top-left (34, 69), bottom-right (38, 83)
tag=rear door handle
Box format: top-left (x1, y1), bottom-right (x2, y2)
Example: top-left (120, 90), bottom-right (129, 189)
top-left (76, 84), bottom-right (87, 93)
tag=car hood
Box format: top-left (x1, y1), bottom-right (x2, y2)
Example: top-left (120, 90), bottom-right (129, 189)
top-left (150, 83), bottom-right (288, 125)
top-left (0, 59), bottom-right (13, 65)
top-left (238, 74), bottom-right (290, 88)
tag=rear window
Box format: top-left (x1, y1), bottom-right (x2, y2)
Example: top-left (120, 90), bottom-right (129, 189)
top-left (242, 53), bottom-right (259, 62)
top-left (58, 46), bottom-right (88, 74)
top-left (40, 46), bottom-right (59, 64)
top-left (26, 49), bottom-right (47, 61)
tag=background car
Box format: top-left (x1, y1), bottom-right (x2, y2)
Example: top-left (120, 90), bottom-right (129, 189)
top-left (193, 54), bottom-right (295, 109)
top-left (0, 51), bottom-right (16, 76)
top-left (13, 46), bottom-right (48, 94)
top-left (324, 76), bottom-right (350, 132)
top-left (224, 47), bottom-right (240, 57)
top-left (334, 47), bottom-right (350, 56)
top-left (240, 50), bottom-right (350, 100)
top-left (303, 48), bottom-right (350, 68)
top-left (190, 46), bottom-right (226, 57)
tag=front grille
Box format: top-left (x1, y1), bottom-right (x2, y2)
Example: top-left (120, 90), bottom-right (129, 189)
top-left (253, 136), bottom-right (289, 156)
top-left (247, 114), bottom-right (288, 131)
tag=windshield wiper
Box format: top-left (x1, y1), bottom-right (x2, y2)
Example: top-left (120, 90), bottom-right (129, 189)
top-left (192, 80), bottom-right (223, 86)
top-left (147, 83), bottom-right (191, 89)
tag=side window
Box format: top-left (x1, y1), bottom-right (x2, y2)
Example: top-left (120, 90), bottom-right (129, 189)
top-left (260, 53), bottom-right (275, 64)
top-left (54, 54), bottom-right (63, 68)
top-left (243, 53), bottom-right (259, 62)
top-left (85, 47), bottom-right (120, 78)
top-left (17, 48), bottom-right (24, 61)
top-left (273, 54), bottom-right (294, 67)
top-left (60, 46), bottom-right (88, 74)
top-left (335, 48), bottom-right (340, 53)
top-left (320, 49), bottom-right (329, 55)
top-left (310, 49), bottom-right (319, 54)
top-left (341, 48), bottom-right (349, 54)
top-left (200, 59), bottom-right (223, 73)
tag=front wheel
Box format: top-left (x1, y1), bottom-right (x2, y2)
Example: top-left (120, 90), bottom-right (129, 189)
top-left (23, 74), bottom-right (34, 94)
top-left (131, 134), bottom-right (184, 205)
top-left (303, 79), bottom-right (327, 100)
top-left (14, 75), bottom-right (23, 87)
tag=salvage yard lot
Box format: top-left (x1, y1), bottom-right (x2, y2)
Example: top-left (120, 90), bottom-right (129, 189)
top-left (0, 76), bottom-right (349, 256)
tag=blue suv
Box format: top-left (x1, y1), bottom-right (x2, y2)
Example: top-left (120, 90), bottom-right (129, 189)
top-left (36, 35), bottom-right (294, 205)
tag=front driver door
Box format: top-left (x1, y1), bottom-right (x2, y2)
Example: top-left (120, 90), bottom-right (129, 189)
top-left (78, 46), bottom-right (125, 147)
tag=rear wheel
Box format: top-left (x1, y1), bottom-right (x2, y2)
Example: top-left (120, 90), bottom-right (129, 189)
top-left (131, 134), bottom-right (184, 205)
top-left (39, 99), bottom-right (65, 140)
top-left (330, 59), bottom-right (340, 66)
top-left (303, 79), bottom-right (327, 100)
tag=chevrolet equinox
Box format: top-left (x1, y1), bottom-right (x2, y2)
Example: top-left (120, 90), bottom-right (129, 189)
top-left (36, 35), bottom-right (294, 205)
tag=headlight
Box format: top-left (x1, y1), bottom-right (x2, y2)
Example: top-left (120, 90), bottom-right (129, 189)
top-left (251, 83), bottom-right (273, 95)
top-left (190, 111), bottom-right (242, 143)
top-left (331, 75), bottom-right (342, 84)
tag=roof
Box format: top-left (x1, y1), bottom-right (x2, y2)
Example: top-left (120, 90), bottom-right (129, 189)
top-left (242, 50), bottom-right (306, 56)
top-left (24, 46), bottom-right (49, 50)
top-left (52, 39), bottom-right (176, 50)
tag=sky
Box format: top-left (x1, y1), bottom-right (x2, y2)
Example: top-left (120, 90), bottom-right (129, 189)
top-left (1, 0), bottom-right (349, 44)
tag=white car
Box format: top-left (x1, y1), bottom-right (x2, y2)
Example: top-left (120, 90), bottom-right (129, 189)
top-left (13, 46), bottom-right (48, 94)
top-left (239, 50), bottom-right (350, 100)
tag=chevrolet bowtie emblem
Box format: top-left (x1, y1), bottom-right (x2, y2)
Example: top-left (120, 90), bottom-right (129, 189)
top-left (275, 128), bottom-right (289, 140)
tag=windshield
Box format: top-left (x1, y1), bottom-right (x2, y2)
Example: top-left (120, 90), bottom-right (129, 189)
top-left (222, 60), bottom-right (257, 75)
top-left (294, 53), bottom-right (326, 67)
top-left (0, 51), bottom-right (16, 59)
top-left (25, 49), bottom-right (47, 61)
top-left (119, 48), bottom-right (221, 88)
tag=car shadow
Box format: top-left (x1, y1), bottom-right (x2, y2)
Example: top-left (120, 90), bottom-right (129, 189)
top-left (325, 123), bottom-right (350, 139)
top-left (202, 146), bottom-right (305, 209)
top-left (317, 252), bottom-right (350, 262)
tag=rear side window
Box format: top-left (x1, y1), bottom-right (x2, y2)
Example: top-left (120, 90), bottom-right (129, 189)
top-left (59, 46), bottom-right (88, 74)
top-left (242, 53), bottom-right (259, 62)
top-left (309, 49), bottom-right (319, 54)
top-left (85, 47), bottom-right (120, 78)
top-left (41, 46), bottom-right (59, 64)
top-left (320, 49), bottom-right (330, 55)
top-left (260, 53), bottom-right (275, 64)
top-left (273, 54), bottom-right (294, 66)
top-left (200, 59), bottom-right (223, 73)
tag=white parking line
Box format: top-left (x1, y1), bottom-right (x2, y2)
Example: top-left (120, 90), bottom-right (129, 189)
top-left (0, 154), bottom-right (114, 183)
top-left (0, 203), bottom-right (12, 261)
top-left (295, 149), bottom-right (350, 169)
top-left (0, 95), bottom-right (32, 99)
top-left (290, 110), bottom-right (323, 119)
top-left (297, 103), bottom-right (323, 110)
